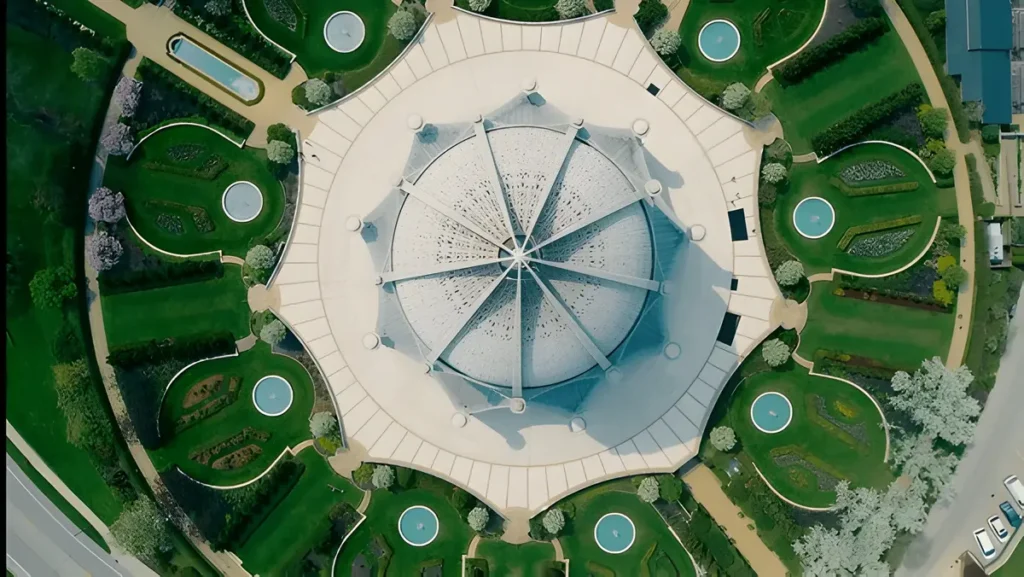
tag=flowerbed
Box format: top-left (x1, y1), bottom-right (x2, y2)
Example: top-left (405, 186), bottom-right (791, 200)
top-left (838, 160), bottom-right (905, 184)
top-left (212, 444), bottom-right (262, 470)
top-left (175, 392), bottom-right (239, 434)
top-left (811, 395), bottom-right (868, 445)
top-left (846, 226), bottom-right (917, 256)
top-left (189, 427), bottom-right (270, 465)
top-left (836, 215), bottom-right (922, 250)
top-left (769, 447), bottom-right (843, 492)
top-left (263, 0), bottom-right (299, 31)
top-left (156, 213), bottom-right (185, 234)
top-left (146, 199), bottom-right (216, 234)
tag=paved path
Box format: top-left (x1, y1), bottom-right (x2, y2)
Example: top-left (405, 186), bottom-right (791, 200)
top-left (663, 0), bottom-right (690, 30)
top-left (897, 290), bottom-right (1024, 577)
top-left (467, 535), bottom-right (481, 558)
top-left (682, 465), bottom-right (788, 577)
top-left (882, 0), bottom-right (975, 368)
top-left (88, 0), bottom-right (315, 146)
top-left (551, 538), bottom-right (565, 561)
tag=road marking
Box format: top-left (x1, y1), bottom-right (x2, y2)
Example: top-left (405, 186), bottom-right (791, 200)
top-left (5, 465), bottom-right (123, 577)
top-left (7, 553), bottom-right (31, 576)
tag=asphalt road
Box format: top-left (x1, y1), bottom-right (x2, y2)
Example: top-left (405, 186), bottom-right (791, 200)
top-left (5, 455), bottom-right (127, 577)
top-left (897, 290), bottom-right (1024, 577)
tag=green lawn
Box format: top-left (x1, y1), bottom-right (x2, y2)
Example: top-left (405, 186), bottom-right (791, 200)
top-left (103, 125), bottom-right (284, 257)
top-left (334, 473), bottom-right (473, 576)
top-left (243, 0), bottom-right (403, 87)
top-left (455, 0), bottom-right (559, 23)
top-left (798, 279), bottom-right (955, 368)
top-left (557, 480), bottom-right (697, 577)
top-left (992, 544), bottom-right (1024, 577)
top-left (100, 272), bottom-right (250, 347)
top-left (6, 440), bottom-right (111, 553)
top-left (150, 342), bottom-right (315, 485)
top-left (763, 30), bottom-right (922, 153)
top-left (773, 144), bottom-right (956, 276)
top-left (472, 539), bottom-right (559, 576)
top-left (674, 0), bottom-right (824, 87)
top-left (724, 367), bottom-right (892, 507)
top-left (236, 448), bottom-right (364, 576)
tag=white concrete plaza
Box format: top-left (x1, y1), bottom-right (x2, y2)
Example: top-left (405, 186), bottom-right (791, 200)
top-left (272, 11), bottom-right (780, 515)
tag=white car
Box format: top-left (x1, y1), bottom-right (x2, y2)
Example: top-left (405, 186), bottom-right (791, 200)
top-left (974, 527), bottom-right (997, 560)
top-left (988, 515), bottom-right (1010, 543)
top-left (1005, 475), bottom-right (1024, 509)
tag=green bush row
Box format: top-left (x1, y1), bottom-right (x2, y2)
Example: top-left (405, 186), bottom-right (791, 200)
top-left (135, 59), bottom-right (255, 139)
top-left (99, 259), bottom-right (223, 295)
top-left (674, 506), bottom-right (756, 577)
top-left (107, 331), bottom-right (236, 369)
top-left (812, 83), bottom-right (925, 155)
top-left (837, 215), bottom-right (923, 250)
top-left (141, 156), bottom-right (228, 180)
top-left (774, 18), bottom-right (888, 86)
top-left (830, 177), bottom-right (920, 197)
top-left (172, 0), bottom-right (291, 79)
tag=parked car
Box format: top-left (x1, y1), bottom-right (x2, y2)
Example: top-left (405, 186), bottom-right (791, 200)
top-left (988, 515), bottom-right (1010, 543)
top-left (974, 527), bottom-right (997, 560)
top-left (1005, 475), bottom-right (1024, 508)
top-left (1000, 501), bottom-right (1022, 528)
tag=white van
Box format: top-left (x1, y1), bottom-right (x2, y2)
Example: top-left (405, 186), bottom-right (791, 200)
top-left (973, 528), bottom-right (996, 560)
top-left (1005, 475), bottom-right (1024, 508)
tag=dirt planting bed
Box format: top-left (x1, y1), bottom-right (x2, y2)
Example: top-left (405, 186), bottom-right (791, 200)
top-left (212, 444), bottom-right (263, 470)
top-left (189, 427), bottom-right (270, 466)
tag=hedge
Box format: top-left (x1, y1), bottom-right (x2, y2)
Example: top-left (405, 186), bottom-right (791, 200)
top-left (830, 177), bottom-right (920, 197)
top-left (837, 215), bottom-right (924, 250)
top-left (773, 18), bottom-right (888, 86)
top-left (107, 331), bottom-right (236, 369)
top-left (99, 259), bottom-right (224, 295)
top-left (811, 83), bottom-right (925, 155)
top-left (171, 0), bottom-right (291, 79)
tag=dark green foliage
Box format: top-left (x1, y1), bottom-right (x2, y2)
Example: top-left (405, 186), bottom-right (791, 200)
top-left (51, 321), bottom-right (85, 362)
top-left (774, 18), bottom-right (888, 86)
top-left (811, 83), bottom-right (925, 154)
top-left (981, 125), bottom-right (1001, 144)
top-left (107, 331), bottom-right (236, 369)
top-left (396, 466), bottom-right (415, 489)
top-left (925, 9), bottom-right (945, 34)
top-left (290, 83), bottom-right (310, 109)
top-left (171, 0), bottom-right (291, 79)
top-left (454, 0), bottom-right (559, 22)
top-left (266, 123), bottom-right (293, 145)
top-left (634, 0), bottom-right (668, 36)
top-left (29, 266), bottom-right (77, 309)
top-left (594, 0), bottom-right (614, 11)
top-left (52, 360), bottom-right (117, 462)
top-left (669, 505), bottom-right (757, 577)
top-left (6, 0), bottom-right (126, 57)
top-left (353, 463), bottom-right (374, 486)
top-left (70, 47), bottom-right (107, 82)
top-left (99, 259), bottom-right (223, 295)
top-left (657, 474), bottom-right (683, 503)
top-left (849, 0), bottom-right (882, 17)
top-left (450, 487), bottom-right (473, 515)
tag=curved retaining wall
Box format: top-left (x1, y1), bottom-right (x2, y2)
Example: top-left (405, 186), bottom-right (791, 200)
top-left (238, 0), bottom-right (299, 63)
top-left (816, 140), bottom-right (938, 183)
top-left (123, 212), bottom-right (223, 261)
top-left (127, 121), bottom-right (246, 160)
top-left (155, 351), bottom-right (239, 439)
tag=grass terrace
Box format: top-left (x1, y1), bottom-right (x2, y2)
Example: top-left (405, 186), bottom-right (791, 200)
top-left (469, 540), bottom-right (561, 576)
top-left (454, 0), bottom-right (560, 22)
top-left (103, 125), bottom-right (285, 258)
top-left (674, 0), bottom-right (825, 88)
top-left (724, 367), bottom-right (892, 508)
top-left (150, 342), bottom-right (315, 486)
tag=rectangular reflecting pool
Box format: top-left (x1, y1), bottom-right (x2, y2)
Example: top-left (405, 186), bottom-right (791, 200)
top-left (168, 35), bottom-right (262, 103)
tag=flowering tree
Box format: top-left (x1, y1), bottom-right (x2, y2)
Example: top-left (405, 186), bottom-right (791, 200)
top-left (102, 122), bottom-right (134, 157)
top-left (245, 245), bottom-right (275, 270)
top-left (267, 140), bottom-right (295, 164)
top-left (86, 231), bottom-right (123, 272)
top-left (889, 358), bottom-right (979, 446)
top-left (542, 508), bottom-right (565, 536)
top-left (304, 78), bottom-right (334, 108)
top-left (310, 411), bottom-right (339, 438)
top-left (709, 426), bottom-right (736, 452)
top-left (761, 339), bottom-right (791, 367)
top-left (259, 319), bottom-right (287, 345)
top-left (29, 267), bottom-right (77, 309)
top-left (721, 83), bottom-right (751, 111)
top-left (650, 28), bottom-right (681, 57)
top-left (891, 433), bottom-right (958, 498)
top-left (113, 76), bottom-right (142, 118)
top-left (555, 0), bottom-right (587, 19)
top-left (88, 187), bottom-right (126, 223)
top-left (110, 497), bottom-right (171, 561)
top-left (468, 0), bottom-right (491, 12)
top-left (388, 10), bottom-right (419, 41)
top-left (372, 464), bottom-right (395, 489)
top-left (761, 162), bottom-right (788, 184)
top-left (774, 260), bottom-right (804, 287)
top-left (467, 506), bottom-right (489, 532)
top-left (637, 476), bottom-right (660, 503)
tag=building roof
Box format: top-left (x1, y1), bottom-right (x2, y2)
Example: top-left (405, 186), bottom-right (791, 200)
top-left (947, 0), bottom-right (1013, 124)
top-left (967, 0), bottom-right (1012, 51)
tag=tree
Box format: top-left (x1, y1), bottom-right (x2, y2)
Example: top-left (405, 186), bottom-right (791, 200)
top-left (927, 148), bottom-right (956, 177)
top-left (981, 125), bottom-right (1000, 144)
top-left (102, 122), bottom-right (134, 157)
top-left (88, 187), bottom-right (126, 223)
top-left (761, 339), bottom-right (791, 368)
top-left (310, 411), bottom-right (339, 438)
top-left (709, 426), bottom-right (736, 452)
top-left (658, 474), bottom-right (683, 503)
top-left (450, 487), bottom-right (472, 513)
top-left (388, 9), bottom-right (419, 41)
top-left (925, 10), bottom-right (946, 34)
top-left (891, 433), bottom-right (958, 498)
top-left (634, 0), bottom-right (668, 35)
top-left (650, 28), bottom-right (680, 57)
top-left (304, 78), bottom-right (334, 108)
top-left (468, 0), bottom-right (491, 12)
top-left (70, 47), bottom-right (106, 82)
top-left (850, 0), bottom-right (882, 17)
top-left (761, 162), bottom-right (788, 184)
top-left (542, 508), bottom-right (565, 536)
top-left (86, 230), bottom-right (123, 272)
top-left (964, 101), bottom-right (985, 124)
top-left (246, 245), bottom-right (276, 270)
top-left (260, 319), bottom-right (287, 346)
top-left (205, 0), bottom-right (231, 16)
top-left (889, 358), bottom-right (979, 446)
top-left (353, 463), bottom-right (374, 486)
top-left (917, 105), bottom-right (949, 140)
top-left (53, 359), bottom-right (115, 460)
top-left (29, 267), bottom-right (77, 309)
top-left (774, 260), bottom-right (804, 287)
top-left (267, 123), bottom-right (292, 144)
top-left (555, 0), bottom-right (587, 19)
top-left (941, 264), bottom-right (968, 290)
top-left (372, 464), bottom-right (395, 490)
top-left (267, 140), bottom-right (295, 164)
top-left (113, 76), bottom-right (142, 118)
top-left (793, 525), bottom-right (855, 576)
top-left (467, 506), bottom-right (489, 532)
top-left (637, 476), bottom-right (660, 503)
top-left (110, 497), bottom-right (171, 561)
top-left (943, 223), bottom-right (967, 241)
top-left (721, 83), bottom-right (751, 111)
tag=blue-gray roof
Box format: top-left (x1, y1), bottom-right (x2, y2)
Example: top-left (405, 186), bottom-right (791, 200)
top-left (967, 0), bottom-right (1012, 50)
top-left (945, 0), bottom-right (1013, 124)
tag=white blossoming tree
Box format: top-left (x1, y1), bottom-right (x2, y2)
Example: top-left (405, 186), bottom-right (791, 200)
top-left (110, 497), bottom-right (171, 561)
top-left (774, 260), bottom-right (804, 287)
top-left (259, 319), bottom-right (287, 346)
top-left (555, 0), bottom-right (588, 19)
top-left (267, 140), bottom-right (295, 164)
top-left (88, 187), bottom-right (126, 223)
top-left (650, 28), bottom-right (681, 57)
top-left (245, 245), bottom-right (275, 270)
top-left (891, 433), bottom-right (958, 499)
top-left (86, 230), bottom-right (123, 272)
top-left (761, 339), bottom-right (790, 368)
top-left (761, 162), bottom-right (788, 184)
top-left (709, 426), bottom-right (736, 452)
top-left (467, 506), bottom-right (489, 532)
top-left (468, 0), bottom-right (491, 12)
top-left (721, 83), bottom-right (751, 111)
top-left (542, 508), bottom-right (565, 536)
top-left (310, 411), bottom-right (339, 438)
top-left (889, 358), bottom-right (979, 446)
top-left (388, 10), bottom-right (419, 41)
top-left (637, 476), bottom-right (660, 503)
top-left (304, 78), bottom-right (334, 107)
top-left (372, 464), bottom-right (395, 490)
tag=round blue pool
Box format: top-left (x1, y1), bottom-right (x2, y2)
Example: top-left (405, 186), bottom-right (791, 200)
top-left (222, 181), bottom-right (263, 223)
top-left (594, 513), bottom-right (636, 554)
top-left (398, 506), bottom-right (439, 547)
top-left (252, 375), bottom-right (293, 417)
top-left (698, 20), bottom-right (741, 63)
top-left (792, 197), bottom-right (835, 239)
top-left (324, 11), bottom-right (366, 54)
top-left (750, 392), bottom-right (793, 434)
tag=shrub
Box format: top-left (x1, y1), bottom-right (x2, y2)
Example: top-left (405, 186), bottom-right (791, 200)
top-left (86, 231), bottom-right (123, 272)
top-left (467, 506), bottom-right (489, 532)
top-left (100, 259), bottom-right (222, 295)
top-left (766, 139), bottom-right (792, 165)
top-left (981, 125), bottom-right (1000, 144)
top-left (543, 508), bottom-right (565, 535)
top-left (468, 0), bottom-right (491, 12)
top-left (831, 178), bottom-right (920, 197)
top-left (837, 215), bottom-right (924, 250)
top-left (926, 10), bottom-right (945, 34)
top-left (650, 28), bottom-right (680, 57)
top-left (637, 476), bottom-right (660, 503)
top-left (759, 183), bottom-right (777, 207)
top-left (761, 338), bottom-right (791, 367)
top-left (110, 497), bottom-right (171, 561)
top-left (246, 245), bottom-right (276, 270)
top-left (773, 18), bottom-right (888, 86)
top-left (721, 83), bottom-right (750, 111)
top-left (635, 0), bottom-right (668, 35)
top-left (850, 0), bottom-right (882, 17)
top-left (267, 123), bottom-right (292, 144)
top-left (372, 465), bottom-right (395, 490)
top-left (388, 10), bottom-right (419, 41)
top-left (812, 83), bottom-right (925, 154)
top-left (658, 474), bottom-right (683, 502)
top-left (932, 280), bottom-right (954, 306)
top-left (310, 411), bottom-right (338, 438)
top-left (70, 47), bottom-right (106, 82)
top-left (710, 426), bottom-right (736, 451)
top-left (353, 463), bottom-right (374, 486)
top-left (259, 319), bottom-right (287, 345)
top-left (204, 0), bottom-right (230, 16)
top-left (928, 148), bottom-right (956, 177)
top-left (304, 78), bottom-right (334, 108)
top-left (555, 0), bottom-right (587, 19)
top-left (774, 260), bottom-right (804, 287)
top-left (102, 122), bottom-right (134, 156)
top-left (89, 187), bottom-right (126, 223)
top-left (941, 264), bottom-right (967, 289)
top-left (53, 359), bottom-right (116, 461)
top-left (396, 466), bottom-right (415, 488)
top-left (917, 105), bottom-right (949, 139)
top-left (761, 162), bottom-right (787, 184)
top-left (267, 140), bottom-right (294, 164)
top-left (106, 332), bottom-right (235, 369)
top-left (30, 267), bottom-right (77, 309)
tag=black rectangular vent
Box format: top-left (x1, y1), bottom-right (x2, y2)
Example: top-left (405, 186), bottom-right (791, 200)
top-left (647, 84), bottom-right (660, 96)
top-left (730, 278), bottom-right (739, 291)
top-left (716, 312), bottom-right (740, 346)
top-left (728, 209), bottom-right (748, 241)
